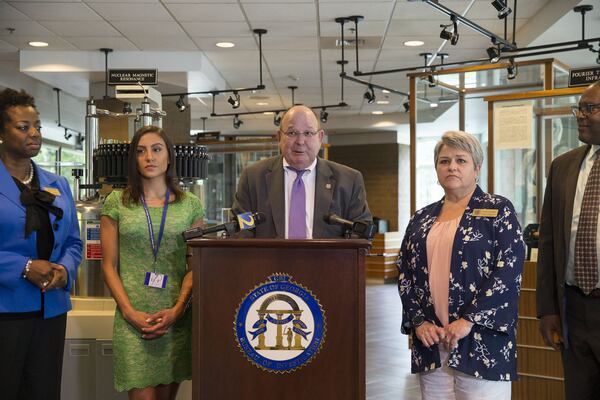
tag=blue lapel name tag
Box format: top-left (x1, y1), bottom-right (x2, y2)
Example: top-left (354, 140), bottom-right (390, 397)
top-left (144, 272), bottom-right (168, 289)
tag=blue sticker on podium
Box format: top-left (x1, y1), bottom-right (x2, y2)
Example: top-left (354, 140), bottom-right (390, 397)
top-left (234, 274), bottom-right (326, 373)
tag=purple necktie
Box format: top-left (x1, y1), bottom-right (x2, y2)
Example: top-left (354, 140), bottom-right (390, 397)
top-left (288, 167), bottom-right (307, 239)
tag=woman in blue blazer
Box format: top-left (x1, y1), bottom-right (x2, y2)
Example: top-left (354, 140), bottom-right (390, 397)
top-left (397, 131), bottom-right (525, 400)
top-left (0, 88), bottom-right (82, 400)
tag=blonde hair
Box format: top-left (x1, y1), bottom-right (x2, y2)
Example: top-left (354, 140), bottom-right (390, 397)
top-left (434, 130), bottom-right (484, 169)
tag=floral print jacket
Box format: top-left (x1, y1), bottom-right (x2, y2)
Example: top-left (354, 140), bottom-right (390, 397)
top-left (397, 186), bottom-right (525, 381)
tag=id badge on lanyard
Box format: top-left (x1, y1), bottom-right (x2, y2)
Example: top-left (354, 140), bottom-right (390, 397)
top-left (141, 189), bottom-right (170, 289)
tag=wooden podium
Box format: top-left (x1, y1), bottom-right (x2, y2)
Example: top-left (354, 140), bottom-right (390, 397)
top-left (188, 239), bottom-right (369, 400)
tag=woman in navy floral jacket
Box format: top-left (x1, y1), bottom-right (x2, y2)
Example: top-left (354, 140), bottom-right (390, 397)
top-left (397, 131), bottom-right (525, 399)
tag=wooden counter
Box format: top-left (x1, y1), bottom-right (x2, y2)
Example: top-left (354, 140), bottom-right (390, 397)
top-left (512, 261), bottom-right (564, 399)
top-left (365, 232), bottom-right (402, 282)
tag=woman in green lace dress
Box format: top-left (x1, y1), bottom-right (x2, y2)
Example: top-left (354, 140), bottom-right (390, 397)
top-left (101, 126), bottom-right (203, 399)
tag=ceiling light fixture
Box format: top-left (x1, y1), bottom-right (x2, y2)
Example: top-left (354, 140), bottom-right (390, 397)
top-left (430, 102), bottom-right (439, 108)
top-left (256, 102), bottom-right (269, 106)
top-left (371, 111), bottom-right (383, 115)
top-left (233, 115), bottom-right (243, 129)
top-left (486, 46), bottom-right (502, 63)
top-left (439, 15), bottom-right (459, 46)
top-left (228, 91), bottom-right (240, 109)
top-left (403, 100), bottom-right (410, 113)
top-left (320, 108), bottom-right (329, 123)
top-left (273, 112), bottom-right (282, 126)
top-left (403, 40), bottom-right (424, 47)
top-left (377, 100), bottom-right (390, 105)
top-left (175, 95), bottom-right (187, 112)
top-left (491, 0), bottom-right (512, 19)
top-left (381, 89), bottom-right (391, 94)
top-left (28, 41), bottom-right (48, 47)
top-left (216, 42), bottom-right (235, 48)
top-left (506, 58), bottom-right (517, 80)
top-left (363, 85), bottom-right (376, 104)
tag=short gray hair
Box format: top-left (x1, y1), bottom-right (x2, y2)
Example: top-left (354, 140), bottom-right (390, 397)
top-left (433, 131), bottom-right (484, 169)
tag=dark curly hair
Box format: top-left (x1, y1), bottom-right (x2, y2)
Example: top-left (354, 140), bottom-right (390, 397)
top-left (0, 88), bottom-right (37, 134)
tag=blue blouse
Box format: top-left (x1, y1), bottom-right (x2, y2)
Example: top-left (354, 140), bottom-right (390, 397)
top-left (397, 186), bottom-right (525, 381)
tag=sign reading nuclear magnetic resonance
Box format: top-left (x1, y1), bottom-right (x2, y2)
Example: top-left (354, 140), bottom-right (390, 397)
top-left (108, 69), bottom-right (157, 85)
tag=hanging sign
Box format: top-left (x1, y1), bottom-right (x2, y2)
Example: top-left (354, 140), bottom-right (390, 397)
top-left (108, 69), bottom-right (158, 85)
top-left (569, 66), bottom-right (600, 87)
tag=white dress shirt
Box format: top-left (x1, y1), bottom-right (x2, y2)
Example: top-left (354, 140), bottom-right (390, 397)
top-left (567, 144), bottom-right (600, 289)
top-left (283, 158), bottom-right (317, 239)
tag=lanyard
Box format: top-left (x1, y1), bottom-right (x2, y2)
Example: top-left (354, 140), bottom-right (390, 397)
top-left (141, 189), bottom-right (170, 265)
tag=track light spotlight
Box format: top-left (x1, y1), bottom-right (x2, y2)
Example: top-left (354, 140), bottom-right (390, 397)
top-left (175, 95), bottom-right (187, 112)
top-left (403, 100), bottom-right (410, 113)
top-left (491, 0), bottom-right (512, 19)
top-left (439, 16), bottom-right (459, 45)
top-left (122, 101), bottom-right (132, 114)
top-left (320, 108), bottom-right (329, 123)
top-left (487, 46), bottom-right (501, 63)
top-left (233, 114), bottom-right (243, 129)
top-left (427, 74), bottom-right (436, 88)
top-left (273, 112), bottom-right (282, 127)
top-left (228, 91), bottom-right (241, 109)
top-left (506, 58), bottom-right (517, 80)
top-left (595, 48), bottom-right (600, 65)
top-left (364, 85), bottom-right (376, 104)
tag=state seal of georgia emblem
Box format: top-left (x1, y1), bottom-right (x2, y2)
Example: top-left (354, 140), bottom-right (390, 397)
top-left (234, 274), bottom-right (326, 373)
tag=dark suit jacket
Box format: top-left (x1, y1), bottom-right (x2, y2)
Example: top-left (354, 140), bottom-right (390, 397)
top-left (537, 145), bottom-right (590, 324)
top-left (232, 155), bottom-right (372, 238)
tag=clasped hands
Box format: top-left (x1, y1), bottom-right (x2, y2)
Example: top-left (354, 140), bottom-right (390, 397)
top-left (26, 259), bottom-right (68, 290)
top-left (124, 303), bottom-right (185, 340)
top-left (415, 319), bottom-right (474, 350)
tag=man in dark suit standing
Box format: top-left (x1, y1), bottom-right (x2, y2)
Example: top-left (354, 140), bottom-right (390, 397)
top-left (232, 105), bottom-right (371, 238)
top-left (537, 81), bottom-right (600, 399)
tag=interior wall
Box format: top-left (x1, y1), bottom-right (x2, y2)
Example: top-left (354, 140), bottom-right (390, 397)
top-left (328, 143), bottom-right (400, 232)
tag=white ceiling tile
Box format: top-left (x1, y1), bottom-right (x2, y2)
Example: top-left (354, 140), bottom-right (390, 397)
top-left (111, 20), bottom-right (187, 37)
top-left (128, 35), bottom-right (198, 51)
top-left (320, 21), bottom-right (387, 36)
top-left (181, 22), bottom-right (251, 37)
top-left (192, 36), bottom-right (257, 51)
top-left (10, 2), bottom-right (101, 21)
top-left (39, 20), bottom-right (121, 37)
top-left (0, 21), bottom-right (56, 37)
top-left (255, 22), bottom-right (317, 36)
top-left (0, 39), bottom-right (18, 51)
top-left (239, 0), bottom-right (313, 3)
top-left (66, 36), bottom-right (139, 51)
top-left (0, 2), bottom-right (30, 20)
top-left (243, 3), bottom-right (316, 22)
top-left (1, 35), bottom-right (78, 50)
top-left (319, 2), bottom-right (395, 22)
top-left (164, 3), bottom-right (245, 22)
top-left (87, 3), bottom-right (174, 21)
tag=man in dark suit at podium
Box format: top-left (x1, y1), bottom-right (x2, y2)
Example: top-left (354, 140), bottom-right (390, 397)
top-left (537, 81), bottom-right (600, 399)
top-left (232, 105), bottom-right (371, 239)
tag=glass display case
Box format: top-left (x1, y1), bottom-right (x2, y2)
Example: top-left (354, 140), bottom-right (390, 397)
top-left (408, 58), bottom-right (572, 229)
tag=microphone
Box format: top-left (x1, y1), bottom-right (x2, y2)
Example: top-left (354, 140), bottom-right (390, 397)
top-left (324, 213), bottom-right (377, 240)
top-left (182, 211), bottom-right (265, 240)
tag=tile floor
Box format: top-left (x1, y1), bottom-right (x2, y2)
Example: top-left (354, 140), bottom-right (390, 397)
top-left (366, 281), bottom-right (421, 400)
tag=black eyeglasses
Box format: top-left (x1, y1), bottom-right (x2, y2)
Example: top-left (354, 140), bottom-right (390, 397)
top-left (280, 130), bottom-right (320, 138)
top-left (571, 103), bottom-right (600, 118)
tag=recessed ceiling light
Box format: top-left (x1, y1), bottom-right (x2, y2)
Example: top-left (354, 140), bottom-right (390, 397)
top-left (263, 111), bottom-right (274, 115)
top-left (28, 41), bottom-right (48, 47)
top-left (376, 100), bottom-right (390, 105)
top-left (403, 40), bottom-right (424, 47)
top-left (256, 102), bottom-right (269, 106)
top-left (371, 111), bottom-right (384, 115)
top-left (430, 102), bottom-right (439, 108)
top-left (381, 89), bottom-right (390, 94)
top-left (216, 42), bottom-right (235, 48)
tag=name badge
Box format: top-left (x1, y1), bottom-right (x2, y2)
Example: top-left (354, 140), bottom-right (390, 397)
top-left (472, 208), bottom-right (499, 218)
top-left (144, 272), bottom-right (168, 289)
top-left (43, 187), bottom-right (61, 196)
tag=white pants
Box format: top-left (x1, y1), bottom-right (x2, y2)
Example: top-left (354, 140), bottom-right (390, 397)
top-left (419, 350), bottom-right (511, 400)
